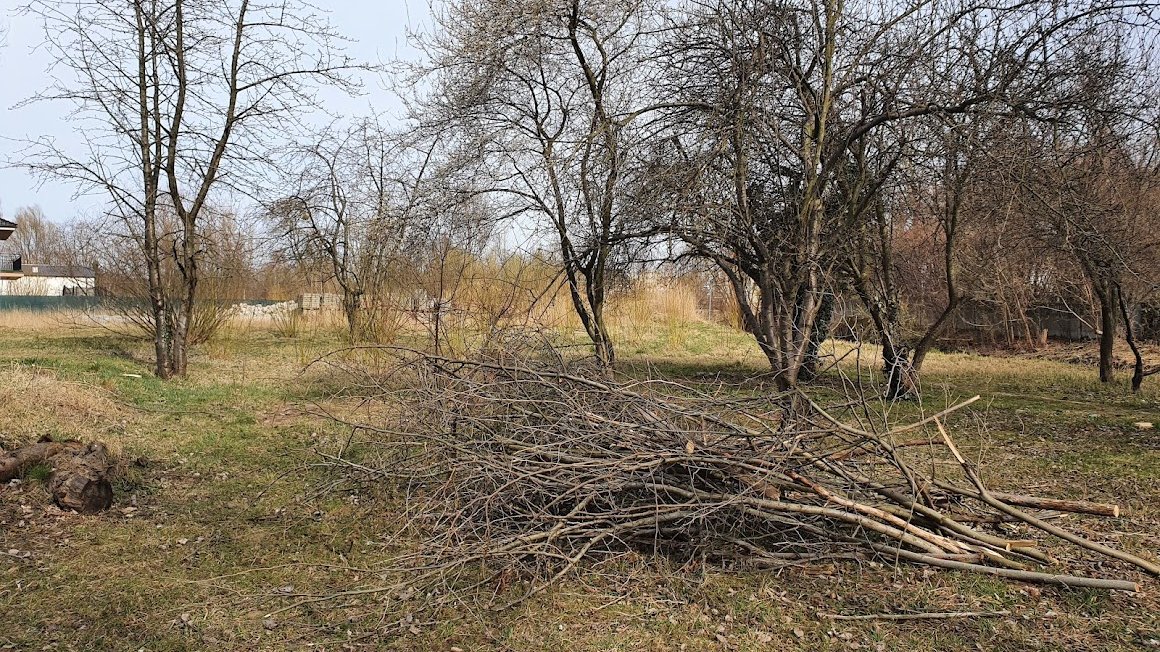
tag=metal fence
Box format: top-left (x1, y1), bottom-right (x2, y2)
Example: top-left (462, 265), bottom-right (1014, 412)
top-left (0, 295), bottom-right (105, 312)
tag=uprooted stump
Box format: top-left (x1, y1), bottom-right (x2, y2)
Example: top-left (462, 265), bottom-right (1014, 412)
top-left (0, 437), bottom-right (114, 514)
top-left (302, 346), bottom-right (1159, 615)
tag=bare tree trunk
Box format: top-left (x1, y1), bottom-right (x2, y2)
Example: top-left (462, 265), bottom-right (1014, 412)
top-left (910, 296), bottom-right (959, 373)
top-left (883, 343), bottom-right (918, 400)
top-left (1096, 284), bottom-right (1117, 383)
top-left (174, 216), bottom-right (198, 377)
top-left (343, 290), bottom-right (362, 342)
top-left (1117, 287), bottom-right (1145, 392)
top-left (799, 291), bottom-right (834, 381)
top-left (588, 294), bottom-right (615, 367)
top-left (147, 249), bottom-right (171, 380)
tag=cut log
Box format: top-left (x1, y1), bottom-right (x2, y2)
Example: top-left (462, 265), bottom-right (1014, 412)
top-left (47, 443), bottom-right (114, 514)
top-left (0, 438), bottom-right (114, 514)
top-left (0, 440), bottom-right (86, 483)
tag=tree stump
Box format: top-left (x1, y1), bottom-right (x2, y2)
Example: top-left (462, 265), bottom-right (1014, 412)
top-left (0, 438), bottom-right (114, 514)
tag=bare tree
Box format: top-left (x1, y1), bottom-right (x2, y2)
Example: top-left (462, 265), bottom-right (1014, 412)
top-left (19, 0), bottom-right (358, 378)
top-left (1001, 24), bottom-right (1160, 385)
top-left (646, 0), bottom-right (1158, 391)
top-left (841, 112), bottom-right (998, 398)
top-left (269, 120), bottom-right (446, 341)
top-left (0, 206), bottom-right (67, 262)
top-left (410, 0), bottom-right (666, 366)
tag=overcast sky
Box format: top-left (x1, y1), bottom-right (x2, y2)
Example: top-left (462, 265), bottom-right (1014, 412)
top-left (0, 0), bottom-right (431, 224)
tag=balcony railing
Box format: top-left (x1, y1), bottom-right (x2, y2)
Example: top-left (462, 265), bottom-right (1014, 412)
top-left (0, 253), bottom-right (22, 273)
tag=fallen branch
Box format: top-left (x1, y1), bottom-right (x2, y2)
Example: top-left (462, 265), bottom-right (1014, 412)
top-left (822, 610), bottom-right (1011, 621)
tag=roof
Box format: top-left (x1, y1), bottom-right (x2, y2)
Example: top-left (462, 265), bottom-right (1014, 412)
top-left (22, 263), bottom-right (97, 279)
top-left (0, 218), bottom-right (15, 241)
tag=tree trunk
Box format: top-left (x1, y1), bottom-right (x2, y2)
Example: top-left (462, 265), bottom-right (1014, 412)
top-left (47, 443), bottom-right (114, 514)
top-left (589, 295), bottom-right (615, 367)
top-left (1097, 285), bottom-right (1117, 383)
top-left (343, 288), bottom-right (363, 342)
top-left (565, 266), bottom-right (615, 368)
top-left (1117, 288), bottom-right (1145, 392)
top-left (799, 291), bottom-right (834, 381)
top-left (150, 294), bottom-right (171, 379)
top-left (883, 343), bottom-right (918, 400)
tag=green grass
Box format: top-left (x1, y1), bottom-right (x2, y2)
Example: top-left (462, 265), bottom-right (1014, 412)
top-left (23, 461), bottom-right (53, 483)
top-left (1, 318), bottom-right (1158, 650)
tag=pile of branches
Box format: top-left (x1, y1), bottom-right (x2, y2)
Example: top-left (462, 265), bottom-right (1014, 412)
top-left (324, 348), bottom-right (1157, 605)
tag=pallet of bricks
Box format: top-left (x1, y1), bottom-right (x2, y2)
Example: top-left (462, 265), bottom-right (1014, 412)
top-left (298, 293), bottom-right (342, 311)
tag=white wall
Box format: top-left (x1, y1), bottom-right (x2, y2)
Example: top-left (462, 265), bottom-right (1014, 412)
top-left (0, 275), bottom-right (96, 296)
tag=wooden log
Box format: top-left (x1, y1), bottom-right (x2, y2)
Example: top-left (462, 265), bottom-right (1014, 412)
top-left (0, 440), bottom-right (85, 483)
top-left (0, 438), bottom-right (114, 514)
top-left (47, 443), bottom-right (114, 514)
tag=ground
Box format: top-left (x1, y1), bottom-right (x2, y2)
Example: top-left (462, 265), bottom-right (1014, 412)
top-left (0, 315), bottom-right (1158, 651)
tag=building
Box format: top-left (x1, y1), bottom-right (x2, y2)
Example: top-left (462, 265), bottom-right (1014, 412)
top-left (1, 218), bottom-right (96, 296)
top-left (0, 259), bottom-right (97, 296)
top-left (1, 219), bottom-right (19, 283)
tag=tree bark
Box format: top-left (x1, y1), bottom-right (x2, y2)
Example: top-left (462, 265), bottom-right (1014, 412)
top-left (1096, 284), bottom-right (1117, 383)
top-left (47, 443), bottom-right (114, 514)
top-left (1117, 287), bottom-right (1145, 392)
top-left (883, 343), bottom-right (918, 400)
top-left (799, 291), bottom-right (834, 381)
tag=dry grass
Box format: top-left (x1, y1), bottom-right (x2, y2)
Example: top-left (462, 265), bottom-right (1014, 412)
top-left (0, 309), bottom-right (97, 331)
top-left (0, 365), bottom-right (127, 446)
top-left (608, 276), bottom-right (704, 341)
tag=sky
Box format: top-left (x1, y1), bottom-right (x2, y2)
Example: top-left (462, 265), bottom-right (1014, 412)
top-left (0, 0), bottom-right (431, 224)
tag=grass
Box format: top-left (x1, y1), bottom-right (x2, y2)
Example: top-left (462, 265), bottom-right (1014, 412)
top-left (0, 313), bottom-right (1158, 651)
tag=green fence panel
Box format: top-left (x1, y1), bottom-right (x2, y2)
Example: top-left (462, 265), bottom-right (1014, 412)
top-left (0, 296), bottom-right (104, 312)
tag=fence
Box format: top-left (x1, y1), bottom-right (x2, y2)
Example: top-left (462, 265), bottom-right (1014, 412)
top-left (0, 296), bottom-right (103, 312)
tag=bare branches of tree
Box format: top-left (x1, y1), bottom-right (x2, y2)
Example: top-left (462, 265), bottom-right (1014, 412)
top-left (639, 0), bottom-right (1160, 391)
top-left (17, 0), bottom-right (361, 377)
top-left (409, 0), bottom-right (669, 366)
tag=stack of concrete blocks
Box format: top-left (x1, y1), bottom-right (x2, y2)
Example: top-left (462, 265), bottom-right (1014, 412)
top-left (297, 293), bottom-right (344, 311)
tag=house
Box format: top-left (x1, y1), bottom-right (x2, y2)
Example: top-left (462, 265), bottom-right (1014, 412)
top-left (1, 217), bottom-right (96, 296)
top-left (0, 261), bottom-right (97, 296)
top-left (1, 219), bottom-right (19, 282)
